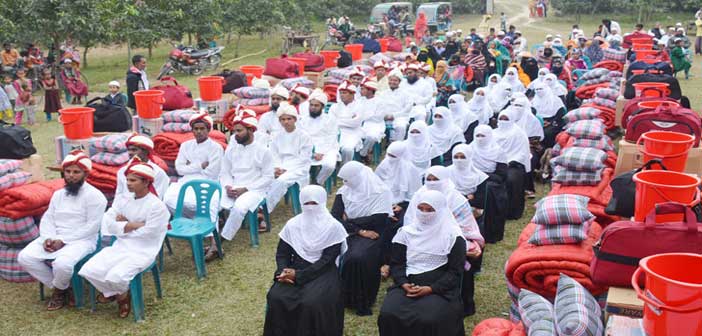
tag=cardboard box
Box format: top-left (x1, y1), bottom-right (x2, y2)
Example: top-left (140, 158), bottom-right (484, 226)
top-left (614, 139), bottom-right (702, 176)
top-left (605, 287), bottom-right (644, 320)
top-left (605, 315), bottom-right (645, 336)
top-left (20, 154), bottom-right (44, 183)
top-left (54, 136), bottom-right (93, 164)
top-left (615, 95), bottom-right (628, 127)
top-left (304, 71), bottom-right (322, 88)
top-left (133, 117), bottom-right (163, 137)
top-left (195, 98), bottom-right (229, 122)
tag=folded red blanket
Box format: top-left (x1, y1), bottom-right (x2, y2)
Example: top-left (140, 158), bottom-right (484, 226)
top-left (153, 131), bottom-right (227, 161)
top-left (0, 179), bottom-right (65, 219)
top-left (472, 318), bottom-right (526, 336)
top-left (87, 163), bottom-right (121, 193)
top-left (551, 168), bottom-right (614, 206)
top-left (505, 222), bottom-right (607, 299)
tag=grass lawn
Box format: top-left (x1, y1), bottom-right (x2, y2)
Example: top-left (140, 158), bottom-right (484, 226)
top-left (1, 1), bottom-right (701, 335)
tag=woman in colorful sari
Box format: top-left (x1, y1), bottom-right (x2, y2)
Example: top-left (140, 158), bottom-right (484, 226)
top-left (433, 60), bottom-right (454, 107)
top-left (60, 59), bottom-right (88, 104)
top-left (487, 40), bottom-right (509, 76)
top-left (566, 48), bottom-right (587, 70)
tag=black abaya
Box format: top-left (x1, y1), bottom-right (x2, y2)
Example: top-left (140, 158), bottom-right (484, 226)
top-left (377, 237), bottom-right (466, 336)
top-left (470, 175), bottom-right (509, 243)
top-left (264, 241), bottom-right (344, 336)
top-left (505, 161), bottom-right (527, 220)
top-left (541, 107), bottom-right (567, 149)
top-left (331, 195), bottom-right (388, 314)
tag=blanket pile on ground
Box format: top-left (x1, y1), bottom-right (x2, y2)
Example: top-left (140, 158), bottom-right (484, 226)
top-left (0, 179), bottom-right (65, 219)
top-left (471, 318), bottom-right (526, 336)
top-left (153, 131), bottom-right (227, 161)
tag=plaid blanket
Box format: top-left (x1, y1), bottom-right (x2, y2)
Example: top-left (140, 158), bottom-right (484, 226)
top-left (161, 109), bottom-right (195, 123)
top-left (566, 120), bottom-right (605, 140)
top-left (563, 107), bottom-right (601, 123)
top-left (0, 244), bottom-right (34, 283)
top-left (91, 134), bottom-right (129, 154)
top-left (581, 68), bottom-right (609, 81)
top-left (572, 137), bottom-right (615, 152)
top-left (0, 160), bottom-right (22, 176)
top-left (0, 216), bottom-right (37, 247)
top-left (162, 122), bottom-right (192, 133)
top-left (603, 48), bottom-right (627, 64)
top-left (595, 87), bottom-right (619, 101)
top-left (552, 166), bottom-right (604, 186)
top-left (583, 97), bottom-right (616, 109)
top-left (232, 97), bottom-right (270, 106)
top-left (232, 87), bottom-right (270, 99)
top-left (551, 147), bottom-right (607, 172)
top-left (528, 220), bottom-right (592, 246)
top-left (0, 171), bottom-right (32, 192)
top-left (554, 274), bottom-right (604, 336)
top-left (280, 77), bottom-right (316, 90)
top-left (0, 179), bottom-right (65, 219)
top-left (90, 151), bottom-right (130, 166)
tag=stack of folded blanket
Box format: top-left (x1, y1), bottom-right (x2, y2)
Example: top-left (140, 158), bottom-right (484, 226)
top-left (153, 131), bottom-right (228, 161)
top-left (527, 195), bottom-right (596, 246)
top-left (161, 109), bottom-right (196, 133)
top-left (90, 134), bottom-right (131, 167)
top-left (324, 65), bottom-right (373, 85)
top-left (0, 160), bottom-right (31, 193)
top-left (280, 77), bottom-right (315, 90)
top-left (583, 87), bottom-right (618, 110)
top-left (0, 215), bottom-right (38, 283)
top-left (87, 163), bottom-right (122, 195)
top-left (0, 179), bottom-right (65, 219)
top-left (232, 86), bottom-right (271, 109)
top-left (550, 147), bottom-right (609, 186)
top-left (472, 318), bottom-right (525, 336)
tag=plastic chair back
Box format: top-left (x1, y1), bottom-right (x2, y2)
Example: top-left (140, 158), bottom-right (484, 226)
top-left (173, 179), bottom-right (221, 221)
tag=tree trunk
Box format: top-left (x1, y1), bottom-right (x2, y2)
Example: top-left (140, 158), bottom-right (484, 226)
top-left (82, 47), bottom-right (89, 68)
top-left (235, 33), bottom-right (242, 58)
top-left (227, 32), bottom-right (232, 44)
top-left (127, 39), bottom-right (132, 67)
top-left (188, 33), bottom-right (192, 45)
top-left (148, 44), bottom-right (153, 58)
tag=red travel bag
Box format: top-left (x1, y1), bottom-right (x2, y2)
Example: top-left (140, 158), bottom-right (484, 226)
top-left (292, 52), bottom-right (325, 72)
top-left (624, 103), bottom-right (701, 146)
top-left (590, 203), bottom-right (702, 287)
top-left (263, 56), bottom-right (299, 79)
top-left (150, 76), bottom-right (194, 110)
top-left (621, 95), bottom-right (678, 128)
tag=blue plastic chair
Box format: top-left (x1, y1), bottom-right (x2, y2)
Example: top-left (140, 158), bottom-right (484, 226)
top-left (165, 179), bottom-right (223, 279)
top-left (88, 260), bottom-right (161, 322)
top-left (309, 165), bottom-right (335, 194)
top-left (285, 183), bottom-right (302, 215)
top-left (243, 199), bottom-right (271, 248)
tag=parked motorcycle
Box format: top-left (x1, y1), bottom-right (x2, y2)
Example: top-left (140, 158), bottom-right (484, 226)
top-left (318, 24), bottom-right (355, 51)
top-left (157, 44), bottom-right (224, 79)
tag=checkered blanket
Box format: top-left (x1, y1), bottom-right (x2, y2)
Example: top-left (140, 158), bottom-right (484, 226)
top-left (583, 97), bottom-right (616, 109)
top-left (280, 77), bottom-right (316, 90)
top-left (551, 147), bottom-right (607, 172)
top-left (0, 160), bottom-right (22, 176)
top-left (0, 244), bottom-right (34, 283)
top-left (0, 216), bottom-right (37, 247)
top-left (0, 171), bottom-right (32, 192)
top-left (232, 97), bottom-right (270, 106)
top-left (528, 220), bottom-right (592, 246)
top-left (563, 107), bottom-right (601, 123)
top-left (566, 120), bottom-right (605, 140)
top-left (552, 166), bottom-right (604, 186)
top-left (90, 151), bottom-right (130, 166)
top-left (91, 134), bottom-right (129, 154)
top-left (572, 137), bottom-right (614, 152)
top-left (232, 87), bottom-right (270, 99)
top-left (603, 48), bottom-right (627, 64)
top-left (595, 87), bottom-right (619, 101)
top-left (161, 109), bottom-right (195, 123)
top-left (580, 68), bottom-right (609, 81)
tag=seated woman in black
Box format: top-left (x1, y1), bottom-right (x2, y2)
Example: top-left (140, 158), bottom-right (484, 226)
top-left (378, 190), bottom-right (466, 336)
top-left (530, 81), bottom-right (566, 149)
top-left (428, 106), bottom-right (465, 166)
top-left (332, 161), bottom-right (393, 316)
top-left (509, 93), bottom-right (546, 199)
top-left (493, 110), bottom-right (532, 220)
top-left (263, 185), bottom-right (348, 336)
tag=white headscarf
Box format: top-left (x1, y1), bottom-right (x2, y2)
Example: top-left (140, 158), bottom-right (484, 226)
top-left (449, 144), bottom-right (488, 195)
top-left (427, 106), bottom-right (465, 154)
top-left (530, 81), bottom-right (565, 119)
top-left (337, 161), bottom-right (393, 219)
top-left (501, 67), bottom-right (526, 94)
top-left (375, 141), bottom-right (423, 203)
top-left (494, 110), bottom-right (532, 171)
top-left (447, 94), bottom-right (475, 131)
top-left (403, 120), bottom-right (440, 171)
top-left (279, 185), bottom-right (348, 263)
top-left (485, 74), bottom-right (502, 95)
top-left (393, 189), bottom-right (464, 275)
top-left (470, 124), bottom-right (507, 173)
top-left (488, 82), bottom-right (513, 112)
top-left (544, 73), bottom-right (568, 97)
top-left (463, 89), bottom-right (492, 125)
top-left (528, 67), bottom-right (550, 89)
top-left (509, 93), bottom-right (545, 140)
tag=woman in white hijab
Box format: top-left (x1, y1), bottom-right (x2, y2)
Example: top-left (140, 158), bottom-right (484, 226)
top-left (484, 74), bottom-right (501, 96)
top-left (403, 120), bottom-right (441, 172)
top-left (378, 190), bottom-right (467, 335)
top-left (530, 80), bottom-right (566, 148)
top-left (501, 67), bottom-right (526, 94)
top-left (427, 106), bottom-right (465, 165)
top-left (508, 92), bottom-right (545, 141)
top-left (544, 73), bottom-right (568, 97)
top-left (332, 161), bottom-right (393, 316)
top-left (264, 185), bottom-right (348, 336)
top-left (494, 110), bottom-right (531, 219)
top-left (470, 125), bottom-right (508, 174)
top-left (527, 67), bottom-right (550, 90)
top-left (449, 144), bottom-right (508, 244)
top-left (487, 81), bottom-right (513, 114)
top-left (464, 89), bottom-right (493, 126)
top-left (447, 93), bottom-right (474, 133)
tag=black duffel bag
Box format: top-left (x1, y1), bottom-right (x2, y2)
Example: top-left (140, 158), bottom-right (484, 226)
top-left (0, 121), bottom-right (37, 159)
top-left (88, 97), bottom-right (132, 132)
top-left (606, 159), bottom-right (666, 218)
top-left (623, 72), bottom-right (682, 100)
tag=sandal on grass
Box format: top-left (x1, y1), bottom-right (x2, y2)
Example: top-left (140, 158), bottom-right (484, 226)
top-left (96, 293), bottom-right (115, 304)
top-left (65, 288), bottom-right (75, 307)
top-left (46, 289), bottom-right (66, 311)
top-left (117, 292), bottom-right (131, 319)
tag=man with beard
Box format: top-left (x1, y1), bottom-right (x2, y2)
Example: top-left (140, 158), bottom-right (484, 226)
top-left (289, 84), bottom-right (310, 115)
top-left (219, 109), bottom-right (274, 240)
top-left (79, 161), bottom-right (169, 319)
top-left (341, 66), bottom-right (364, 100)
top-left (266, 102), bottom-right (313, 212)
top-left (115, 134), bottom-right (169, 199)
top-left (379, 68), bottom-right (412, 141)
top-left (299, 89), bottom-right (339, 185)
top-left (257, 86), bottom-right (289, 147)
top-left (18, 150), bottom-right (107, 311)
top-left (329, 80), bottom-right (364, 164)
top-left (371, 61), bottom-right (390, 93)
top-left (163, 113), bottom-right (223, 261)
top-left (401, 63), bottom-right (433, 122)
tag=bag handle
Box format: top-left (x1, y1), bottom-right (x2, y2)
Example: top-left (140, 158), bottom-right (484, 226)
top-left (636, 158), bottom-right (667, 172)
top-left (644, 202), bottom-right (699, 232)
top-left (159, 76), bottom-right (179, 86)
top-left (85, 97), bottom-right (105, 106)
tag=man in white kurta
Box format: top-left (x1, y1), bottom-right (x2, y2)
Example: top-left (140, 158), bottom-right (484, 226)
top-left (18, 151), bottom-right (107, 310)
top-left (163, 113), bottom-right (223, 221)
top-left (290, 85), bottom-right (310, 116)
top-left (379, 69), bottom-right (412, 141)
top-left (401, 63), bottom-right (433, 122)
top-left (329, 81), bottom-right (364, 164)
top-left (266, 102), bottom-right (313, 212)
top-left (358, 78), bottom-right (385, 159)
top-left (299, 89), bottom-right (339, 185)
top-left (371, 60), bottom-right (390, 93)
top-left (115, 134), bottom-right (169, 200)
top-left (79, 162), bottom-right (169, 317)
top-left (219, 109), bottom-right (275, 240)
top-left (256, 86), bottom-right (289, 147)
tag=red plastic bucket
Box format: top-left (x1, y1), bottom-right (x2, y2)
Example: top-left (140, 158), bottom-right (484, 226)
top-left (633, 82), bottom-right (670, 97)
top-left (632, 43), bottom-right (653, 50)
top-left (378, 38), bottom-right (389, 53)
top-left (320, 50), bottom-right (340, 68)
top-left (637, 131), bottom-right (695, 172)
top-left (632, 253), bottom-right (702, 336)
top-left (288, 57), bottom-right (306, 76)
top-left (133, 90), bottom-right (166, 119)
top-left (345, 44), bottom-right (363, 61)
top-left (198, 76), bottom-right (225, 101)
top-left (638, 101), bottom-right (680, 110)
top-left (632, 170), bottom-right (701, 221)
top-left (240, 65), bottom-right (264, 85)
top-left (59, 107), bottom-right (94, 140)
top-left (632, 37), bottom-right (654, 44)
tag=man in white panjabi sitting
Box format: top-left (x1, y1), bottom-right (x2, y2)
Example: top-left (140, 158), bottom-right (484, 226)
top-left (290, 84), bottom-right (310, 116)
top-left (299, 89), bottom-right (339, 185)
top-left (401, 63), bottom-right (433, 122)
top-left (357, 77), bottom-right (386, 162)
top-left (18, 151), bottom-right (107, 311)
top-left (266, 102), bottom-right (313, 212)
top-left (79, 161), bottom-right (169, 319)
top-left (257, 85), bottom-right (290, 147)
top-left (329, 80), bottom-right (364, 164)
top-left (115, 134), bottom-right (169, 200)
top-left (371, 60), bottom-right (390, 93)
top-left (378, 68), bottom-right (412, 141)
top-left (219, 109), bottom-right (275, 239)
top-left (163, 112), bottom-right (223, 261)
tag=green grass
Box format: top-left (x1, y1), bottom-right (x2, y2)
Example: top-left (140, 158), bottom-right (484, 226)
top-left (2, 0), bottom-right (702, 334)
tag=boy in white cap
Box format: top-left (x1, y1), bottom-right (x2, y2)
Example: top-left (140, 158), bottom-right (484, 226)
top-left (371, 61), bottom-right (390, 93)
top-left (115, 134), bottom-right (170, 199)
top-left (105, 81), bottom-right (126, 106)
top-left (257, 85), bottom-right (290, 147)
top-left (379, 68), bottom-right (412, 141)
top-left (299, 89), bottom-right (339, 185)
top-left (329, 80), bottom-right (364, 163)
top-left (357, 78), bottom-right (385, 161)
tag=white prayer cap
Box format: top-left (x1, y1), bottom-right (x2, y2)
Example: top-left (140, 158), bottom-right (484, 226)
top-left (373, 60), bottom-right (388, 69)
top-left (270, 85), bottom-right (290, 99)
top-left (308, 88), bottom-right (328, 105)
top-left (231, 108), bottom-right (258, 130)
top-left (62, 149), bottom-right (92, 172)
top-left (348, 66), bottom-right (365, 78)
top-left (276, 101), bottom-right (298, 118)
top-left (497, 30), bottom-right (505, 36)
top-left (388, 68), bottom-right (404, 79)
top-left (406, 63), bottom-right (420, 71)
top-left (338, 80), bottom-right (357, 93)
top-left (108, 81), bottom-right (120, 88)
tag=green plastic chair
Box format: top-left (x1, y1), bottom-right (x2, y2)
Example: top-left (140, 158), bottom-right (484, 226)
top-left (243, 199), bottom-right (271, 248)
top-left (284, 183), bottom-right (302, 215)
top-left (166, 179), bottom-right (223, 279)
top-left (309, 165), bottom-right (335, 194)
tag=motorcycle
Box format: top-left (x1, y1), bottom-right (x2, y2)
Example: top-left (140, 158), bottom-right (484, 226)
top-left (157, 44), bottom-right (224, 79)
top-left (318, 24), bottom-right (355, 51)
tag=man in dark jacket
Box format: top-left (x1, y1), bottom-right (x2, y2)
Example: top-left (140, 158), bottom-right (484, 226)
top-left (126, 55), bottom-right (148, 112)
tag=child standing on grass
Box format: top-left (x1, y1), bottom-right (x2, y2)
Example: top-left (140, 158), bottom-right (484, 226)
top-left (40, 69), bottom-right (61, 121)
top-left (15, 83), bottom-right (36, 125)
top-left (0, 84), bottom-right (12, 121)
top-left (3, 75), bottom-right (17, 109)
